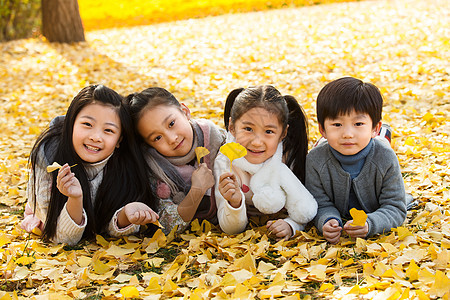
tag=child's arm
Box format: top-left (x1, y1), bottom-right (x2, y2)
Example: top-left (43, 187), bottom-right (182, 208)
top-left (305, 153), bottom-right (343, 234)
top-left (177, 163), bottom-right (215, 221)
top-left (218, 172), bottom-right (242, 208)
top-left (57, 164), bottom-right (84, 225)
top-left (27, 149), bottom-right (86, 245)
top-left (116, 202), bottom-right (159, 227)
top-left (214, 153), bottom-right (247, 234)
top-left (107, 202), bottom-right (159, 238)
top-left (355, 146), bottom-right (407, 237)
top-left (151, 163), bottom-right (215, 235)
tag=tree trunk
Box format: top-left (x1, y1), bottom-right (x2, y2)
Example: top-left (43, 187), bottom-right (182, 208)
top-left (41, 0), bottom-right (85, 43)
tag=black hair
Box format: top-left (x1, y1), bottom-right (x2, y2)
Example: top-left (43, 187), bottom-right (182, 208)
top-left (125, 87), bottom-right (181, 129)
top-left (223, 85), bottom-right (309, 183)
top-left (316, 77), bottom-right (383, 129)
top-left (29, 85), bottom-right (157, 242)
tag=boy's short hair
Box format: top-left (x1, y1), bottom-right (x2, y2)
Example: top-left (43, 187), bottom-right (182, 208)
top-left (316, 77), bottom-right (383, 128)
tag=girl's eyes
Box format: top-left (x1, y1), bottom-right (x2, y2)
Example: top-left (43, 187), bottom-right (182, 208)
top-left (331, 123), bottom-right (342, 127)
top-left (82, 122), bottom-right (92, 127)
top-left (153, 135), bottom-right (162, 142)
top-left (104, 128), bottom-right (115, 134)
top-left (244, 127), bottom-right (253, 132)
top-left (355, 122), bottom-right (364, 126)
top-left (265, 129), bottom-right (274, 134)
top-left (169, 120), bottom-right (175, 128)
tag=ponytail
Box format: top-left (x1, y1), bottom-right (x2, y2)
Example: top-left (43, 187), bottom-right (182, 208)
top-left (283, 95), bottom-right (309, 184)
top-left (224, 88), bottom-right (244, 130)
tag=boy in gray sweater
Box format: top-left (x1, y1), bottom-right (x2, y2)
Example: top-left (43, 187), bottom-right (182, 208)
top-left (306, 77), bottom-right (407, 244)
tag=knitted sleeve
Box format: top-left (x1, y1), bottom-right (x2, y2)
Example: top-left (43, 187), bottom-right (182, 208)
top-left (364, 142), bottom-right (407, 236)
top-left (54, 202), bottom-right (86, 245)
top-left (157, 198), bottom-right (191, 235)
top-left (107, 208), bottom-right (140, 237)
top-left (305, 148), bottom-right (343, 234)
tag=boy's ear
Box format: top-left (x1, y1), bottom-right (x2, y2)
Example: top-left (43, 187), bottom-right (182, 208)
top-left (318, 123), bottom-right (327, 139)
top-left (180, 103), bottom-right (191, 120)
top-left (372, 121), bottom-right (382, 138)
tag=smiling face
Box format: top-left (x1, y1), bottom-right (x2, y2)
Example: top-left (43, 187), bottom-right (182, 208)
top-left (319, 110), bottom-right (381, 156)
top-left (72, 103), bottom-right (122, 163)
top-left (137, 104), bottom-right (194, 157)
top-left (230, 107), bottom-right (286, 164)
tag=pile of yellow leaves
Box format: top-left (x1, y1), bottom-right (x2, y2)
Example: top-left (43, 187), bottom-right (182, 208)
top-left (0, 0), bottom-right (449, 298)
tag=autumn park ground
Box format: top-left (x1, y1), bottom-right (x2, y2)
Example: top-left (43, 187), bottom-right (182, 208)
top-left (0, 0), bottom-right (449, 298)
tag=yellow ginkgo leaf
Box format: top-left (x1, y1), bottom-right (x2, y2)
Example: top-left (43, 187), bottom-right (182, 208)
top-left (15, 256), bottom-right (36, 266)
top-left (349, 208), bottom-right (367, 227)
top-left (153, 220), bottom-right (164, 229)
top-left (120, 286), bottom-right (140, 298)
top-left (219, 142), bottom-right (247, 171)
top-left (46, 162), bottom-right (62, 173)
top-left (195, 146), bottom-right (210, 164)
top-left (46, 162), bottom-right (77, 173)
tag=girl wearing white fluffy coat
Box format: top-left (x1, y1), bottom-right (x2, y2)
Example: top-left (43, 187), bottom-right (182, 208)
top-left (214, 85), bottom-right (317, 240)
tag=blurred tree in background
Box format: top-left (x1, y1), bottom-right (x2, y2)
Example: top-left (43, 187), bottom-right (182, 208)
top-left (0, 0), bottom-right (40, 41)
top-left (41, 0), bottom-right (85, 42)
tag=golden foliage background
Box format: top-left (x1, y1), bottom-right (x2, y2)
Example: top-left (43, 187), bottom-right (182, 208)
top-left (78, 0), bottom-right (359, 31)
top-left (0, 0), bottom-right (449, 298)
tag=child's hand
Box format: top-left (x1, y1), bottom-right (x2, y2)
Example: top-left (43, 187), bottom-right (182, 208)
top-left (343, 220), bottom-right (368, 238)
top-left (191, 163), bottom-right (215, 193)
top-left (56, 164), bottom-right (82, 199)
top-left (267, 219), bottom-right (293, 241)
top-left (120, 202), bottom-right (159, 227)
top-left (218, 172), bottom-right (242, 208)
top-left (323, 219), bottom-right (342, 244)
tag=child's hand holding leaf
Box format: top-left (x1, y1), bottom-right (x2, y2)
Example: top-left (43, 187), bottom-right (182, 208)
top-left (219, 142), bottom-right (247, 171)
top-left (344, 208), bottom-right (369, 239)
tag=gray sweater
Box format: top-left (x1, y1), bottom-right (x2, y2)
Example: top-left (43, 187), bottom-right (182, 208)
top-left (305, 138), bottom-right (407, 237)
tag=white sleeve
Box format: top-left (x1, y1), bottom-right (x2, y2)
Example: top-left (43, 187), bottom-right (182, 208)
top-left (54, 202), bottom-right (87, 246)
top-left (214, 153), bottom-right (248, 234)
top-left (107, 208), bottom-right (140, 237)
top-left (28, 155), bottom-right (86, 246)
top-left (284, 217), bottom-right (304, 237)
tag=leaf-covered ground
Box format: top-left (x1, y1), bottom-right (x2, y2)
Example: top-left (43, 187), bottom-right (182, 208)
top-left (0, 0), bottom-right (449, 298)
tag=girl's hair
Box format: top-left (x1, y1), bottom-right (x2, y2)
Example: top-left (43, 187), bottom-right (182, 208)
top-left (30, 85), bottom-right (157, 242)
top-left (124, 87), bottom-right (187, 193)
top-left (224, 85), bottom-right (309, 183)
top-left (316, 77), bottom-right (383, 129)
top-left (125, 87), bottom-right (181, 129)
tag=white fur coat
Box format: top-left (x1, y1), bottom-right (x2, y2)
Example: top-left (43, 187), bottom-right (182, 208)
top-left (232, 139), bottom-right (317, 226)
top-left (213, 130), bottom-right (317, 236)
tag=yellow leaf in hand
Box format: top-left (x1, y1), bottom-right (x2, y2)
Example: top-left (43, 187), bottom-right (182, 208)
top-left (46, 162), bottom-right (62, 172)
top-left (349, 208), bottom-right (367, 227)
top-left (46, 162), bottom-right (77, 173)
top-left (219, 142), bottom-right (247, 170)
top-left (153, 220), bottom-right (164, 228)
top-left (195, 146), bottom-right (210, 164)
